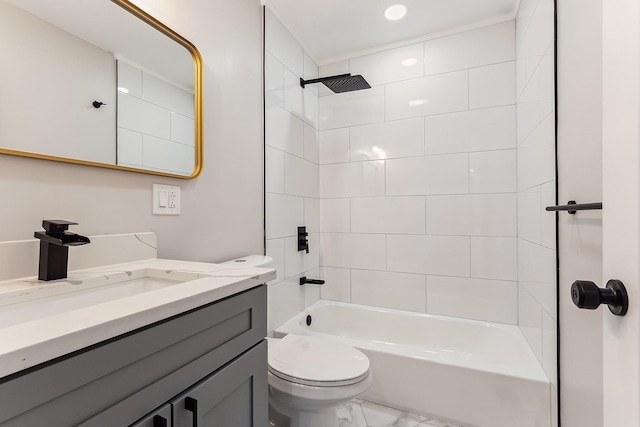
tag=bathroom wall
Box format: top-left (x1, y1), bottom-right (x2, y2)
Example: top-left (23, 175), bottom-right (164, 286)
top-left (0, 0), bottom-right (115, 164)
top-left (514, 0), bottom-right (557, 423)
top-left (263, 9), bottom-right (322, 332)
top-left (0, 0), bottom-right (264, 263)
top-left (117, 61), bottom-right (195, 175)
top-left (317, 22), bottom-right (519, 325)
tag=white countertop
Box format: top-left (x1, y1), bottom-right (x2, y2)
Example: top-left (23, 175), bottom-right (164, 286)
top-left (0, 258), bottom-right (275, 379)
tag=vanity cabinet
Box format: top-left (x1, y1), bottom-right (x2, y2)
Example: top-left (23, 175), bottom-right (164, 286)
top-left (0, 285), bottom-right (267, 427)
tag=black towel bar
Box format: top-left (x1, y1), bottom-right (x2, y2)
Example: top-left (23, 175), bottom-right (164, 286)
top-left (545, 200), bottom-right (602, 214)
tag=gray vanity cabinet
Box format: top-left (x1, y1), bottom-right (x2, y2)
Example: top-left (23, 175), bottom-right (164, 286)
top-left (0, 285), bottom-right (267, 427)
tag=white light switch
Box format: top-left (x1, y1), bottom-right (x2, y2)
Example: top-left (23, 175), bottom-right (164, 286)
top-left (153, 184), bottom-right (181, 215)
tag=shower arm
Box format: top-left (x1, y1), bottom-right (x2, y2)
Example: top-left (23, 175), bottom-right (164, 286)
top-left (299, 74), bottom-right (351, 88)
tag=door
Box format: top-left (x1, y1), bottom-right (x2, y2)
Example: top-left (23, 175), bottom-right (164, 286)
top-left (602, 0), bottom-right (640, 425)
top-left (171, 341), bottom-right (268, 427)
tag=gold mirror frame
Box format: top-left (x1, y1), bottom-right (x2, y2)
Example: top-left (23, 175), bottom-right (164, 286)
top-left (0, 0), bottom-right (204, 179)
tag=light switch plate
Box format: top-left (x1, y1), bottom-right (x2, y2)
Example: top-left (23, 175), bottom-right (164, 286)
top-left (153, 184), bottom-right (180, 215)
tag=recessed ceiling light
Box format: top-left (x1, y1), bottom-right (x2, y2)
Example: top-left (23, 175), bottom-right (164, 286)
top-left (402, 58), bottom-right (418, 67)
top-left (384, 4), bottom-right (407, 21)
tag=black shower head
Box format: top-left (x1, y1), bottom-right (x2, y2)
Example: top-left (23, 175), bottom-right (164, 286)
top-left (300, 73), bottom-right (371, 93)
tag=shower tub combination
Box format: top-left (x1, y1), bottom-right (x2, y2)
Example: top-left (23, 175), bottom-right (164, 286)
top-left (275, 300), bottom-right (551, 427)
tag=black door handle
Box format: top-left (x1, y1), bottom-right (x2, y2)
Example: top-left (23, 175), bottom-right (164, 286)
top-left (185, 397), bottom-right (198, 427)
top-left (571, 279), bottom-right (628, 316)
top-left (153, 415), bottom-right (168, 427)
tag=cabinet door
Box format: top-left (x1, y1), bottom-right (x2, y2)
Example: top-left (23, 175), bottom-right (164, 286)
top-left (130, 404), bottom-right (172, 427)
top-left (172, 340), bottom-right (267, 427)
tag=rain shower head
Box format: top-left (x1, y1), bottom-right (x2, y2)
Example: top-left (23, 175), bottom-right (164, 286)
top-left (300, 73), bottom-right (371, 93)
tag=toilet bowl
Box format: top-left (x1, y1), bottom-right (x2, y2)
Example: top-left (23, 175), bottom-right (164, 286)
top-left (268, 334), bottom-right (373, 427)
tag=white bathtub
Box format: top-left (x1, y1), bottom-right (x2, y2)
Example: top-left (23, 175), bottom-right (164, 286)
top-left (275, 300), bottom-right (551, 427)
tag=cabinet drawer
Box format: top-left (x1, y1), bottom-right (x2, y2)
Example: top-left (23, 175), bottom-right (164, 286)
top-left (0, 285), bottom-right (266, 427)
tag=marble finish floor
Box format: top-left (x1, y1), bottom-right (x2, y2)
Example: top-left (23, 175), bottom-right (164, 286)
top-left (337, 399), bottom-right (464, 427)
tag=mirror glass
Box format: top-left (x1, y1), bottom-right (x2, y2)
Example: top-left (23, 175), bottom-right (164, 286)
top-left (0, 0), bottom-right (203, 178)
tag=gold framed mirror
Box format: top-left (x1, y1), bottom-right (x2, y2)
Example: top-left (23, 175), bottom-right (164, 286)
top-left (0, 0), bottom-right (203, 178)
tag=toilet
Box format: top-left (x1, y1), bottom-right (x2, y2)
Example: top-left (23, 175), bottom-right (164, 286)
top-left (268, 334), bottom-right (373, 427)
top-left (221, 256), bottom-right (372, 427)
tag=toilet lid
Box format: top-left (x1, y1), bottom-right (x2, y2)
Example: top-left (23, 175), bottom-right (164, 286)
top-left (268, 334), bottom-right (370, 387)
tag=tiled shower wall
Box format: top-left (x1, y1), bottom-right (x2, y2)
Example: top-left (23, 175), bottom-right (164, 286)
top-left (317, 22), bottom-right (520, 325)
top-left (515, 0), bottom-right (557, 422)
top-left (264, 9), bottom-right (322, 332)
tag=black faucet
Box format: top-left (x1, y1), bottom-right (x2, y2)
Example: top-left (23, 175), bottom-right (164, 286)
top-left (34, 220), bottom-right (90, 281)
top-left (299, 277), bottom-right (325, 286)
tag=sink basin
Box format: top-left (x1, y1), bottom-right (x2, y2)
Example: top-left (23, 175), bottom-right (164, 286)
top-left (0, 268), bottom-right (204, 329)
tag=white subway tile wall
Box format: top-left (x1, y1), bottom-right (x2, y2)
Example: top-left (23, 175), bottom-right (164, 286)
top-left (516, 0), bottom-right (557, 421)
top-left (265, 9), bottom-right (321, 331)
top-left (116, 61), bottom-right (194, 175)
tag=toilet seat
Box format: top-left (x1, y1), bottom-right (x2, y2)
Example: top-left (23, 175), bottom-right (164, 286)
top-left (268, 334), bottom-right (370, 387)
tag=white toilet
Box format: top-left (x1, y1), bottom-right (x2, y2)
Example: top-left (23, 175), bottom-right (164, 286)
top-left (221, 255), bottom-right (372, 427)
top-left (268, 334), bottom-right (373, 427)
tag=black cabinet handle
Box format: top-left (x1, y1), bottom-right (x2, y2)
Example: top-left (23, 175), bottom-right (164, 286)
top-left (153, 415), bottom-right (168, 427)
top-left (571, 279), bottom-right (628, 316)
top-left (185, 397), bottom-right (198, 427)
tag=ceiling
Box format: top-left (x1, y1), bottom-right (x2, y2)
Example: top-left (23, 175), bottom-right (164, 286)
top-left (265, 0), bottom-right (520, 65)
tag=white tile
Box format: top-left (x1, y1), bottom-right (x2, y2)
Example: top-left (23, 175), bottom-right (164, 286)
top-left (320, 233), bottom-right (386, 270)
top-left (517, 113), bottom-right (555, 190)
top-left (387, 235), bottom-right (471, 276)
top-left (170, 113), bottom-right (194, 147)
top-left (304, 197), bottom-right (320, 234)
top-left (518, 239), bottom-right (556, 317)
top-left (470, 237), bottom-right (517, 281)
top-left (284, 68), bottom-right (304, 121)
top-left (351, 197), bottom-right (426, 234)
top-left (542, 311), bottom-right (558, 385)
top-left (302, 82), bottom-right (319, 128)
top-left (284, 154), bottom-right (319, 198)
top-left (268, 278), bottom-right (304, 332)
top-left (265, 52), bottom-right (285, 106)
top-left (350, 43), bottom-right (424, 87)
top-left (266, 238), bottom-right (285, 284)
top-left (517, 0), bottom-right (554, 85)
top-left (427, 276), bottom-right (517, 324)
top-left (360, 401), bottom-right (423, 427)
top-left (425, 106), bottom-right (516, 155)
top-left (469, 149), bottom-right (517, 193)
top-left (320, 161), bottom-right (385, 198)
top-left (304, 267), bottom-right (322, 308)
top-left (117, 61), bottom-right (142, 98)
top-left (266, 147), bottom-right (285, 194)
top-left (319, 128), bottom-right (350, 164)
top-left (352, 270), bottom-right (426, 313)
top-left (303, 123), bottom-right (319, 164)
top-left (319, 86), bottom-right (385, 130)
top-left (265, 102), bottom-right (304, 157)
top-left (318, 61), bottom-right (350, 97)
top-left (517, 188), bottom-right (542, 244)
top-left (142, 135), bottom-right (194, 175)
top-left (303, 51), bottom-right (319, 95)
top-left (426, 194), bottom-right (517, 237)
top-left (117, 128), bottom-right (143, 167)
top-left (266, 193), bottom-right (304, 239)
top-left (350, 118), bottom-right (425, 161)
top-left (385, 71), bottom-right (469, 121)
top-left (386, 154), bottom-right (469, 196)
top-left (518, 284), bottom-right (543, 363)
top-left (337, 401), bottom-right (367, 427)
top-left (320, 267), bottom-right (351, 302)
top-left (469, 61), bottom-right (516, 109)
top-left (515, 0), bottom-right (540, 56)
top-left (118, 93), bottom-right (170, 139)
top-left (285, 233), bottom-right (319, 277)
top-left (265, 9), bottom-right (303, 76)
top-left (320, 198), bottom-right (351, 232)
top-left (517, 49), bottom-right (554, 144)
top-left (424, 21), bottom-right (515, 75)
top-left (143, 73), bottom-right (194, 119)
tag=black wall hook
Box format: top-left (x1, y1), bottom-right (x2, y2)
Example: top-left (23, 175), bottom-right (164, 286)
top-left (92, 101), bottom-right (106, 109)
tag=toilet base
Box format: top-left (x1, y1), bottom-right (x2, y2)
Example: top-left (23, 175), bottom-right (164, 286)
top-left (269, 398), bottom-right (338, 427)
